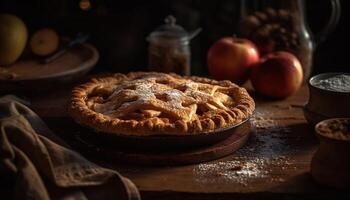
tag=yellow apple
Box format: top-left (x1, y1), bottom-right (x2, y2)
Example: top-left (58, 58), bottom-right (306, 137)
top-left (0, 14), bottom-right (28, 65)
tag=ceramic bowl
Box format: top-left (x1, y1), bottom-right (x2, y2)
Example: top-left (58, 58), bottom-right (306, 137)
top-left (311, 118), bottom-right (350, 189)
top-left (304, 73), bottom-right (350, 126)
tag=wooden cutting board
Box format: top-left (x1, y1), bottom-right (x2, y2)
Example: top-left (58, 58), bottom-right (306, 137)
top-left (0, 43), bottom-right (98, 92)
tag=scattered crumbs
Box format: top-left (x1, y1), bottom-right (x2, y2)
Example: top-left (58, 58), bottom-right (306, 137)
top-left (194, 156), bottom-right (293, 185)
top-left (194, 160), bottom-right (266, 184)
top-left (194, 108), bottom-right (298, 185)
top-left (243, 108), bottom-right (295, 157)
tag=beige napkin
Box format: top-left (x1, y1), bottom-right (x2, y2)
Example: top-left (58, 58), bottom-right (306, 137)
top-left (0, 95), bottom-right (140, 200)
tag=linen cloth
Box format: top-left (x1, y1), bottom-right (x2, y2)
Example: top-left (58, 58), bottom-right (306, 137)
top-left (0, 95), bottom-right (140, 200)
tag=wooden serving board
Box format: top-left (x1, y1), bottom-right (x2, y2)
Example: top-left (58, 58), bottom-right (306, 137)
top-left (66, 120), bottom-right (252, 166)
top-left (0, 43), bottom-right (98, 92)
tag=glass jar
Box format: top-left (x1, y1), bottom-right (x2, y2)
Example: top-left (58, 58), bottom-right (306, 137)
top-left (238, 0), bottom-right (341, 82)
top-left (147, 15), bottom-right (201, 76)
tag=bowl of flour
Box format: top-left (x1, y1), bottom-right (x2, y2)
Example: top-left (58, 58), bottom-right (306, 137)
top-left (304, 73), bottom-right (350, 125)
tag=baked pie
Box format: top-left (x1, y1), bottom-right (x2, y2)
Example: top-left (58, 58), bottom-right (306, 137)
top-left (69, 72), bottom-right (255, 136)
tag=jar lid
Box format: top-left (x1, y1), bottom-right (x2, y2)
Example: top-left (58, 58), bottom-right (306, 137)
top-left (148, 15), bottom-right (189, 42)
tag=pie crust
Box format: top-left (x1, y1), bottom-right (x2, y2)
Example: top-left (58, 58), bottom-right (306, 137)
top-left (69, 72), bottom-right (255, 136)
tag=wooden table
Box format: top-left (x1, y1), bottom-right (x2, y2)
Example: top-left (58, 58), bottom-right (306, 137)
top-left (29, 85), bottom-right (350, 199)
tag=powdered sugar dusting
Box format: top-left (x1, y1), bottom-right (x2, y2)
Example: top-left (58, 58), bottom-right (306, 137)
top-left (194, 107), bottom-right (296, 185)
top-left (194, 156), bottom-right (292, 185)
top-left (246, 108), bottom-right (293, 157)
top-left (93, 73), bottom-right (237, 121)
top-left (164, 89), bottom-right (183, 109)
top-left (194, 160), bottom-right (266, 183)
top-left (164, 89), bottom-right (182, 101)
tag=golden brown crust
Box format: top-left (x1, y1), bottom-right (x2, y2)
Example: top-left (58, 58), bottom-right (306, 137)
top-left (68, 72), bottom-right (255, 136)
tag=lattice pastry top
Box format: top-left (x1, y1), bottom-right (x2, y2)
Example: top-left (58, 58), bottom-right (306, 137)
top-left (69, 72), bottom-right (255, 136)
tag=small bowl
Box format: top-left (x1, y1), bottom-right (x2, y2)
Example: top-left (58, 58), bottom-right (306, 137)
top-left (304, 73), bottom-right (350, 126)
top-left (311, 118), bottom-right (350, 189)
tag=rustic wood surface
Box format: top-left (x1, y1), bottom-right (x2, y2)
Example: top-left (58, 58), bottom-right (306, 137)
top-left (29, 85), bottom-right (350, 199)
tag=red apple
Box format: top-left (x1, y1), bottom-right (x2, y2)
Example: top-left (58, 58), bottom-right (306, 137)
top-left (250, 51), bottom-right (303, 98)
top-left (207, 36), bottom-right (259, 85)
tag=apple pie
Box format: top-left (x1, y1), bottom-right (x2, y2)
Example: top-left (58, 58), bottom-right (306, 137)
top-left (69, 72), bottom-right (255, 136)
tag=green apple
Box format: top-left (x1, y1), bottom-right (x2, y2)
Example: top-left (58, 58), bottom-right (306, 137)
top-left (0, 14), bottom-right (28, 65)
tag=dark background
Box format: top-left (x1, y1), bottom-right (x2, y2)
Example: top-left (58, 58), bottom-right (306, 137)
top-left (0, 0), bottom-right (348, 76)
